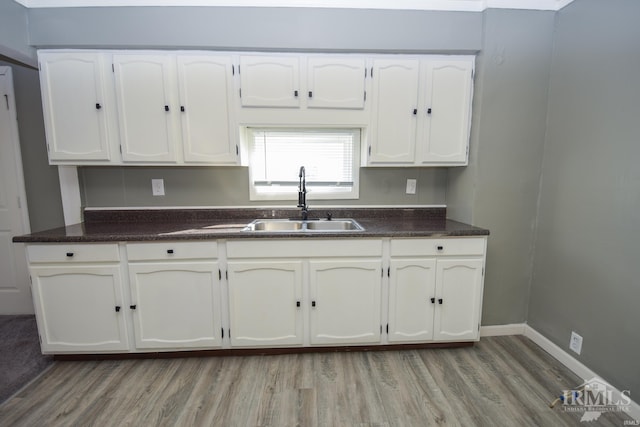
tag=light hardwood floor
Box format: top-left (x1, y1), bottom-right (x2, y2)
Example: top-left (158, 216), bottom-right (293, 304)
top-left (0, 336), bottom-right (632, 426)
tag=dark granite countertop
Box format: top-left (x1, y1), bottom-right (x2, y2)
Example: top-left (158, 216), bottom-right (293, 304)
top-left (13, 207), bottom-right (489, 243)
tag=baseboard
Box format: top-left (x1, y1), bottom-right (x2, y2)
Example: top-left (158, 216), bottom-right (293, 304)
top-left (524, 325), bottom-right (640, 422)
top-left (480, 323), bottom-right (526, 337)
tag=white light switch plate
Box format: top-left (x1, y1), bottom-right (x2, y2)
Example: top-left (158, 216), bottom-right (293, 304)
top-left (406, 179), bottom-right (417, 194)
top-left (152, 179), bottom-right (165, 196)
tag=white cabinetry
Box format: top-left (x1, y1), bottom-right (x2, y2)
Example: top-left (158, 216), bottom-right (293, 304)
top-left (27, 243), bottom-right (129, 353)
top-left (366, 56), bottom-right (474, 167)
top-left (38, 51), bottom-right (118, 164)
top-left (126, 242), bottom-right (222, 349)
top-left (388, 238), bottom-right (486, 343)
top-left (239, 55), bottom-right (300, 108)
top-left (306, 57), bottom-right (366, 109)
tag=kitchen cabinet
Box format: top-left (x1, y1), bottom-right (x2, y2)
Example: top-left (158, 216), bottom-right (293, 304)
top-left (126, 242), bottom-right (222, 350)
top-left (306, 57), bottom-right (367, 109)
top-left (309, 260), bottom-right (382, 345)
top-left (388, 238), bottom-right (486, 343)
top-left (38, 51), bottom-right (118, 163)
top-left (366, 56), bottom-right (474, 167)
top-left (27, 243), bottom-right (129, 353)
top-left (239, 55), bottom-right (300, 108)
top-left (227, 260), bottom-right (304, 347)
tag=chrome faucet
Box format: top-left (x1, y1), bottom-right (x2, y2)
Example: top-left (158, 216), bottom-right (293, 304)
top-left (297, 166), bottom-right (308, 220)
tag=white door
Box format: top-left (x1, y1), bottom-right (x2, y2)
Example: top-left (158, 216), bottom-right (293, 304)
top-left (239, 55), bottom-right (300, 108)
top-left (309, 259), bottom-right (382, 345)
top-left (388, 258), bottom-right (437, 343)
top-left (227, 261), bottom-right (303, 347)
top-left (306, 57), bottom-right (366, 109)
top-left (128, 262), bottom-right (222, 349)
top-left (0, 67), bottom-right (32, 314)
top-left (368, 59), bottom-right (420, 164)
top-left (177, 55), bottom-right (238, 164)
top-left (418, 59), bottom-right (473, 164)
top-left (433, 258), bottom-right (483, 341)
top-left (113, 54), bottom-right (178, 163)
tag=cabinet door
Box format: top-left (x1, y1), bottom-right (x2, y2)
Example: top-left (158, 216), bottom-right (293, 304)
top-left (388, 258), bottom-right (437, 343)
top-left (39, 52), bottom-right (114, 162)
top-left (239, 55), bottom-right (300, 108)
top-left (128, 262), bottom-right (221, 349)
top-left (368, 59), bottom-right (420, 164)
top-left (306, 57), bottom-right (366, 109)
top-left (227, 261), bottom-right (303, 347)
top-left (177, 55), bottom-right (238, 164)
top-left (30, 265), bottom-right (129, 352)
top-left (113, 54), bottom-right (178, 162)
top-left (433, 258), bottom-right (483, 341)
top-left (418, 59), bottom-right (474, 165)
top-left (309, 259), bottom-right (382, 345)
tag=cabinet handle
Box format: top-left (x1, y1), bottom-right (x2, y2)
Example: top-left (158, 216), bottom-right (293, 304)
top-left (164, 105), bottom-right (170, 112)
top-left (312, 301), bottom-right (316, 308)
top-left (115, 306), bottom-right (121, 312)
top-left (66, 252), bottom-right (74, 257)
top-left (296, 301), bottom-right (301, 308)
top-left (437, 245), bottom-right (444, 251)
top-left (294, 90), bottom-right (299, 97)
top-left (130, 304), bottom-right (137, 310)
top-left (427, 107), bottom-right (432, 115)
top-left (413, 108), bottom-right (418, 115)
top-left (438, 298), bottom-right (443, 305)
top-left (167, 249), bottom-right (174, 254)
top-left (180, 106), bottom-right (185, 112)
top-left (430, 297), bottom-right (435, 304)
top-left (308, 91), bottom-right (313, 98)
top-left (95, 103), bottom-right (102, 110)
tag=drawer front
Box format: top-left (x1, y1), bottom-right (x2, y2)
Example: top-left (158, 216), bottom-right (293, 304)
top-left (390, 237), bottom-right (485, 257)
top-left (227, 239), bottom-right (383, 258)
top-left (27, 243), bottom-right (120, 263)
top-left (127, 241), bottom-right (218, 261)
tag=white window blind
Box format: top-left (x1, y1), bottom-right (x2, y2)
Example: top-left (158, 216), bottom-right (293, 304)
top-left (248, 128), bottom-right (360, 200)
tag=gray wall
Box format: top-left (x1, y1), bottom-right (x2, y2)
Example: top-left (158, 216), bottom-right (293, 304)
top-left (0, 0), bottom-right (35, 67)
top-left (447, 9), bottom-right (554, 325)
top-left (528, 0), bottom-right (640, 397)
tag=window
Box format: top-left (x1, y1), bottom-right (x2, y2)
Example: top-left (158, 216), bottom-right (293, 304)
top-left (247, 128), bottom-right (360, 201)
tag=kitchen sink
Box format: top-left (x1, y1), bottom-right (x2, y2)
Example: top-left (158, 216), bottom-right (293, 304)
top-left (242, 219), bottom-right (364, 232)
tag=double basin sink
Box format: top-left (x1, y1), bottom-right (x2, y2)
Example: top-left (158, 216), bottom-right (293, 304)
top-left (242, 218), bottom-right (364, 233)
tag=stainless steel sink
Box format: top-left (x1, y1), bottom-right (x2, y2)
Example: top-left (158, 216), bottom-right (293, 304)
top-left (242, 219), bottom-right (364, 232)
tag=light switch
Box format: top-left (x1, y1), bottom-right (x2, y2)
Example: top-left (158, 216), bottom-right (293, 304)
top-left (152, 179), bottom-right (165, 196)
top-left (406, 179), bottom-right (417, 194)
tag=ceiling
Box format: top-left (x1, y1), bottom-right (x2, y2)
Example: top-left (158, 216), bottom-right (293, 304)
top-left (14, 0), bottom-right (576, 11)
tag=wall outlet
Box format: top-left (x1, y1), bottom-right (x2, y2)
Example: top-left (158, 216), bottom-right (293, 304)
top-left (569, 331), bottom-right (583, 354)
top-left (151, 179), bottom-right (165, 196)
top-left (406, 179), bottom-right (417, 194)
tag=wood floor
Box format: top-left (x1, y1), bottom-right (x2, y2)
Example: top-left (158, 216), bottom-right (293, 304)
top-left (0, 336), bottom-right (632, 426)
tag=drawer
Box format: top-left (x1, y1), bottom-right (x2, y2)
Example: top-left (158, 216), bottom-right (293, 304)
top-left (127, 241), bottom-right (218, 261)
top-left (27, 243), bottom-right (120, 263)
top-left (390, 237), bottom-right (486, 257)
top-left (227, 239), bottom-right (383, 258)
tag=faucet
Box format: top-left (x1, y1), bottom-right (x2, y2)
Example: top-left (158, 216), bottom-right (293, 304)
top-left (297, 166), bottom-right (308, 220)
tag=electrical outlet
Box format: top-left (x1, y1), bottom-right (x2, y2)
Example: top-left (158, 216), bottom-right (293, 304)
top-left (151, 179), bottom-right (165, 196)
top-left (569, 331), bottom-right (583, 354)
top-left (406, 179), bottom-right (417, 194)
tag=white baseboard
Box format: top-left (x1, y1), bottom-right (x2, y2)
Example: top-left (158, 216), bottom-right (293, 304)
top-left (483, 323), bottom-right (640, 421)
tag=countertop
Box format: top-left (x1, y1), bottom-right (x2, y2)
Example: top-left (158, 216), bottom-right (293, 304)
top-left (13, 207), bottom-right (489, 243)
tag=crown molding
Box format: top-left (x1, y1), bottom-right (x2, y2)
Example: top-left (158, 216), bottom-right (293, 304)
top-left (13, 0), bottom-right (575, 12)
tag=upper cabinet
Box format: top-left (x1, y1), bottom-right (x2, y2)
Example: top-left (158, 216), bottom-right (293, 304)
top-left (306, 57), bottom-right (366, 110)
top-left (365, 55), bottom-right (474, 167)
top-left (38, 51), bottom-right (119, 164)
top-left (239, 55), bottom-right (300, 108)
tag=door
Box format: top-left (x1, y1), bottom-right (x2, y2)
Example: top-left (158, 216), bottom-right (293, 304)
top-left (239, 55), bottom-right (300, 108)
top-left (309, 259), bottom-right (382, 345)
top-left (128, 262), bottom-right (222, 349)
top-left (433, 258), bottom-right (483, 341)
top-left (368, 59), bottom-right (420, 164)
top-left (113, 54), bottom-right (178, 163)
top-left (0, 67), bottom-right (32, 314)
top-left (227, 261), bottom-right (303, 347)
top-left (177, 55), bottom-right (238, 164)
top-left (306, 57), bottom-right (366, 109)
top-left (388, 258), bottom-right (437, 343)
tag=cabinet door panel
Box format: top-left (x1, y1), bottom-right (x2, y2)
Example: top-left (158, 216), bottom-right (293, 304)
top-left (114, 55), bottom-right (177, 162)
top-left (307, 58), bottom-right (366, 109)
top-left (239, 56), bottom-right (300, 108)
top-left (178, 55), bottom-right (237, 164)
top-left (128, 262), bottom-right (221, 349)
top-left (419, 60), bottom-right (473, 164)
top-left (368, 60), bottom-right (419, 164)
top-left (39, 53), bottom-right (112, 161)
top-left (228, 261), bottom-right (303, 347)
top-left (434, 258), bottom-right (483, 341)
top-left (388, 259), bottom-right (437, 343)
top-left (309, 260), bottom-right (382, 345)
top-left (31, 266), bottom-right (129, 352)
